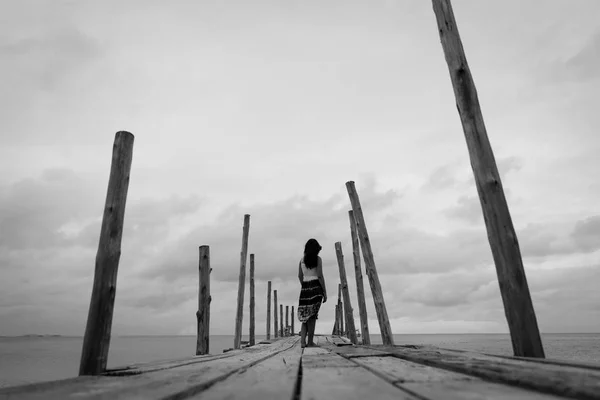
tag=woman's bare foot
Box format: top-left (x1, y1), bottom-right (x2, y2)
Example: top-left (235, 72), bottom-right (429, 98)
top-left (301, 342), bottom-right (306, 348)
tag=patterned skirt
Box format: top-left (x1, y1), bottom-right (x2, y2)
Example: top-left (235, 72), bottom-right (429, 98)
top-left (297, 279), bottom-right (324, 323)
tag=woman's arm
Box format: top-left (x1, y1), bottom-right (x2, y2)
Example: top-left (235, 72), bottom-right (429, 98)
top-left (317, 257), bottom-right (327, 302)
top-left (298, 261), bottom-right (303, 284)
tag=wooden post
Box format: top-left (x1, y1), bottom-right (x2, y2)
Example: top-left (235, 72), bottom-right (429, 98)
top-left (346, 181), bottom-right (394, 346)
top-left (432, 0), bottom-right (544, 358)
top-left (335, 242), bottom-right (358, 344)
top-left (79, 131), bottom-right (134, 376)
top-left (280, 304), bottom-right (284, 337)
top-left (349, 210), bottom-right (370, 344)
top-left (285, 305), bottom-right (289, 336)
top-left (266, 281), bottom-right (272, 340)
top-left (273, 290), bottom-right (278, 338)
top-left (291, 305), bottom-right (295, 335)
top-left (234, 214), bottom-right (251, 349)
top-left (337, 283), bottom-right (344, 336)
top-left (196, 245), bottom-right (211, 355)
top-left (249, 254), bottom-right (255, 346)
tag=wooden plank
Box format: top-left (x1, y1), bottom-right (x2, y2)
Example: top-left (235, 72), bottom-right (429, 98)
top-left (303, 347), bottom-right (330, 356)
top-left (353, 356), bottom-right (475, 383)
top-left (234, 214), bottom-right (251, 349)
top-left (301, 352), bottom-right (417, 400)
top-left (334, 242), bottom-right (358, 344)
top-left (326, 345), bottom-right (392, 358)
top-left (193, 340), bottom-right (302, 399)
top-left (196, 245), bottom-right (211, 355)
top-left (332, 351), bottom-right (569, 399)
top-left (431, 0), bottom-right (544, 358)
top-left (79, 131), bottom-right (134, 375)
top-left (367, 345), bottom-right (600, 400)
top-left (105, 353), bottom-right (240, 376)
top-left (345, 181), bottom-right (394, 346)
top-left (0, 337), bottom-right (299, 400)
top-left (402, 380), bottom-right (570, 400)
top-left (348, 210), bottom-right (370, 345)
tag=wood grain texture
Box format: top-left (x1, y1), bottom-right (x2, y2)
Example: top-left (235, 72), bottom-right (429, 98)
top-left (348, 210), bottom-right (370, 345)
top-left (345, 181), bottom-right (394, 346)
top-left (249, 254), bottom-right (255, 346)
top-left (196, 245), bottom-right (211, 355)
top-left (79, 131), bottom-right (134, 376)
top-left (192, 339), bottom-right (302, 399)
top-left (301, 352), bottom-right (416, 400)
top-left (431, 0), bottom-right (544, 358)
top-left (401, 380), bottom-right (569, 400)
top-left (234, 214), bottom-right (251, 349)
top-left (0, 338), bottom-right (299, 400)
top-left (266, 281), bottom-right (271, 340)
top-left (274, 290), bottom-right (278, 338)
top-left (335, 242), bottom-right (358, 344)
top-left (367, 345), bottom-right (600, 399)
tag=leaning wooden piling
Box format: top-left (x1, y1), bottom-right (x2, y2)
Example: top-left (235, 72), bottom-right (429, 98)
top-left (249, 254), bottom-right (255, 346)
top-left (346, 181), bottom-right (394, 346)
top-left (196, 245), bottom-right (211, 355)
top-left (266, 281), bottom-right (272, 340)
top-left (337, 283), bottom-right (344, 336)
top-left (432, 0), bottom-right (544, 358)
top-left (335, 242), bottom-right (358, 344)
top-left (274, 290), bottom-right (278, 338)
top-left (349, 210), bottom-right (370, 344)
top-left (79, 131), bottom-right (134, 376)
top-left (234, 214), bottom-right (251, 349)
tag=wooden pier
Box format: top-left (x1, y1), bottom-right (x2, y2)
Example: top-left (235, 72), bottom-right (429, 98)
top-left (2, 335), bottom-right (600, 399)
top-left (3, 0), bottom-right (599, 399)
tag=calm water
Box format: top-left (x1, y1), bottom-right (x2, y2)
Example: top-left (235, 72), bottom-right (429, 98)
top-left (1, 333), bottom-right (599, 388)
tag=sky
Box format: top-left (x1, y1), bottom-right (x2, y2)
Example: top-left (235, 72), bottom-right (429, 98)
top-left (0, 0), bottom-right (599, 338)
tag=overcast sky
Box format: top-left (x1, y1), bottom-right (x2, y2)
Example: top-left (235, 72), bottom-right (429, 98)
top-left (1, 0), bottom-right (599, 339)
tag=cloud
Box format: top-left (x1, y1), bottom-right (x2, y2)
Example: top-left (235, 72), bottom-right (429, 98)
top-left (564, 31), bottom-right (600, 82)
top-left (571, 215), bottom-right (600, 252)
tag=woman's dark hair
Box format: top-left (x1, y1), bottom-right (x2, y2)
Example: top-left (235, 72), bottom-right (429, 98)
top-left (303, 238), bottom-right (322, 269)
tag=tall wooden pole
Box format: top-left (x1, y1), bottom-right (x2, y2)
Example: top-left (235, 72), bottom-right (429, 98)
top-left (291, 305), bottom-right (295, 335)
top-left (337, 284), bottom-right (344, 336)
top-left (196, 245), bottom-right (211, 355)
top-left (335, 242), bottom-right (358, 344)
top-left (249, 254), bottom-right (255, 346)
top-left (349, 210), bottom-right (370, 344)
top-left (234, 214), bottom-right (251, 349)
top-left (432, 0), bottom-right (544, 358)
top-left (266, 281), bottom-right (272, 340)
top-left (346, 181), bottom-right (394, 346)
top-left (274, 290), bottom-right (278, 338)
top-left (79, 131), bottom-right (134, 376)
top-left (285, 305), bottom-right (289, 336)
top-left (280, 304), bottom-right (284, 337)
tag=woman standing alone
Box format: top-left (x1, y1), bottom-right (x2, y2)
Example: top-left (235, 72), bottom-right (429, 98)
top-left (297, 238), bottom-right (327, 348)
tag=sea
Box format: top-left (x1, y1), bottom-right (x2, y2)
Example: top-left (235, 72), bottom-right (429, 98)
top-left (1, 333), bottom-right (599, 389)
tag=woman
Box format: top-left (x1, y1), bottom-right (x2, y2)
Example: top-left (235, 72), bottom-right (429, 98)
top-left (297, 238), bottom-right (327, 348)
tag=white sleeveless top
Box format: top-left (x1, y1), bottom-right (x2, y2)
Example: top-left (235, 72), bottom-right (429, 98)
top-left (301, 258), bottom-right (319, 281)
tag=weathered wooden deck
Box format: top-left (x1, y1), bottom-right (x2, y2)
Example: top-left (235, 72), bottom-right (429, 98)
top-left (2, 335), bottom-right (599, 400)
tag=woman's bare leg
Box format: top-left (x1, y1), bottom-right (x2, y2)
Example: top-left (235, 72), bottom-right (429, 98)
top-left (307, 317), bottom-right (317, 346)
top-left (300, 322), bottom-right (307, 348)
